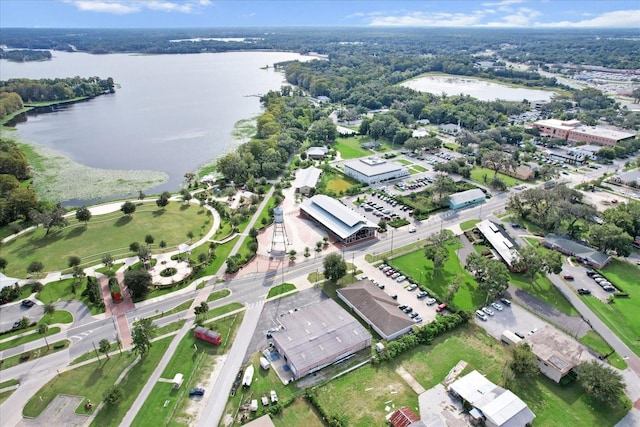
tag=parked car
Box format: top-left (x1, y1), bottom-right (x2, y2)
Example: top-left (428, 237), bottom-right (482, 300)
top-left (482, 307), bottom-right (495, 316)
top-left (475, 310), bottom-right (488, 321)
top-left (417, 291), bottom-right (428, 299)
top-left (436, 303), bottom-right (447, 313)
top-left (21, 300), bottom-right (35, 308)
top-left (391, 272), bottom-right (401, 279)
top-left (407, 284), bottom-right (418, 291)
top-left (490, 302), bottom-right (503, 311)
top-left (377, 283), bottom-right (385, 290)
top-left (396, 275), bottom-right (407, 283)
top-left (603, 285), bottom-right (616, 292)
top-left (403, 306), bottom-right (413, 314)
top-left (563, 275), bottom-right (574, 280)
top-left (515, 332), bottom-right (525, 339)
top-left (577, 288), bottom-right (591, 295)
top-left (500, 298), bottom-right (511, 306)
top-left (425, 297), bottom-right (437, 306)
top-left (189, 387), bottom-right (205, 396)
top-left (408, 227), bottom-right (416, 233)
top-left (413, 316), bottom-right (423, 323)
top-left (398, 304), bottom-right (407, 310)
top-left (390, 294), bottom-right (398, 300)
top-left (409, 312), bottom-right (419, 318)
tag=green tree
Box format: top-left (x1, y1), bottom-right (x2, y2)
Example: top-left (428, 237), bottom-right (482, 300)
top-left (103, 385), bottom-right (124, 405)
top-left (509, 343), bottom-right (538, 378)
top-left (323, 253), bottom-right (347, 283)
top-left (156, 191), bottom-right (171, 209)
top-left (306, 117), bottom-right (337, 145)
top-left (99, 338), bottom-right (111, 359)
top-left (43, 302), bottom-right (56, 316)
top-left (27, 261), bottom-right (44, 276)
top-left (38, 323), bottom-right (49, 349)
top-left (431, 175), bottom-right (456, 203)
top-left (180, 188), bottom-right (192, 205)
top-left (0, 257), bottom-right (7, 272)
top-left (144, 234), bottom-right (154, 245)
top-left (288, 249), bottom-right (297, 262)
top-left (576, 360), bottom-right (625, 406)
top-left (120, 201), bottom-right (136, 216)
top-left (131, 317), bottom-right (156, 356)
top-left (68, 255), bottom-right (81, 269)
top-left (424, 244), bottom-right (449, 276)
top-left (588, 223), bottom-right (632, 257)
top-left (465, 253), bottom-right (509, 301)
top-left (124, 269), bottom-right (152, 300)
top-left (101, 253), bottom-right (114, 270)
top-left (75, 205), bottom-right (92, 225)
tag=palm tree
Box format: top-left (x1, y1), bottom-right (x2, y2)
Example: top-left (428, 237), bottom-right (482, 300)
top-left (99, 338), bottom-right (111, 359)
top-left (43, 303), bottom-right (55, 317)
top-left (38, 323), bottom-right (50, 349)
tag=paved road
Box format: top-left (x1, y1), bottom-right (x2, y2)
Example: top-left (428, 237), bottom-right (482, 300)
top-left (196, 301), bottom-right (264, 427)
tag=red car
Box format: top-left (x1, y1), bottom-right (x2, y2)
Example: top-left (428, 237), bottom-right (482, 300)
top-left (436, 303), bottom-right (447, 313)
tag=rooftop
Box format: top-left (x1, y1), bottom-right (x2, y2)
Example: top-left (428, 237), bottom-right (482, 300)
top-left (543, 234), bottom-right (611, 267)
top-left (300, 195), bottom-right (377, 240)
top-left (476, 220), bottom-right (519, 267)
top-left (449, 188), bottom-right (486, 206)
top-left (343, 157), bottom-right (407, 177)
top-left (293, 166), bottom-right (322, 189)
top-left (525, 325), bottom-right (584, 374)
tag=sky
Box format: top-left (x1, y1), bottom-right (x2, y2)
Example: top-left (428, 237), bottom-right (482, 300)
top-left (1, 0), bottom-right (639, 29)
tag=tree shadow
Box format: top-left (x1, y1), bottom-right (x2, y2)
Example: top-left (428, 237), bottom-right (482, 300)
top-left (114, 216), bottom-right (132, 227)
top-left (179, 204), bottom-right (190, 211)
top-left (152, 210), bottom-right (166, 217)
top-left (65, 226), bottom-right (87, 240)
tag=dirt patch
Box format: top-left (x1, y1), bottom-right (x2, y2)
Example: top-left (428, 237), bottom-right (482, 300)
top-left (444, 360), bottom-right (468, 385)
top-left (395, 366), bottom-right (426, 394)
top-left (180, 354), bottom-right (227, 426)
top-left (19, 394), bottom-right (88, 427)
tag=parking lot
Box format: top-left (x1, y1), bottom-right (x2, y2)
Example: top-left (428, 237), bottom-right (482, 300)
top-left (472, 299), bottom-right (548, 342)
top-left (559, 262), bottom-right (618, 302)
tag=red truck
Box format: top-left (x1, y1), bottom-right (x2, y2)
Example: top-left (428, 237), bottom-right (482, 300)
top-left (194, 326), bottom-right (221, 345)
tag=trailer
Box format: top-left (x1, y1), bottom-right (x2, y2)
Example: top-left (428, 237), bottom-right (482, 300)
top-left (194, 326), bottom-right (221, 345)
top-left (501, 330), bottom-right (523, 346)
top-left (259, 357), bottom-right (271, 370)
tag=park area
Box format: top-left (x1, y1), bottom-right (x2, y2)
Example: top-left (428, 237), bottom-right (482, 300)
top-left (316, 168), bottom-right (360, 195)
top-left (469, 166), bottom-right (522, 188)
top-left (1, 201), bottom-right (212, 278)
top-left (333, 136), bottom-right (375, 159)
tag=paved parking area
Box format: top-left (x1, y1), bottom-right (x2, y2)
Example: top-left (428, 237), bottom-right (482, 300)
top-left (472, 300), bottom-right (549, 341)
top-left (560, 262), bottom-right (615, 302)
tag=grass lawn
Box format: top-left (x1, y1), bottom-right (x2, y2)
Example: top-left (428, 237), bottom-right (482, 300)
top-left (396, 159), bottom-right (413, 165)
top-left (272, 397), bottom-right (324, 427)
top-left (317, 168), bottom-right (360, 195)
top-left (146, 299), bottom-right (194, 322)
top-left (579, 331), bottom-right (627, 370)
top-left (443, 142), bottom-right (459, 151)
top-left (460, 219), bottom-right (480, 231)
top-left (255, 195), bottom-right (276, 229)
top-left (389, 238), bottom-right (483, 311)
top-left (155, 319), bottom-right (187, 337)
top-left (469, 167), bottom-right (521, 188)
top-left (36, 278), bottom-right (104, 315)
top-left (267, 283), bottom-right (297, 298)
top-left (0, 326), bottom-right (61, 352)
top-left (2, 202), bottom-right (211, 278)
top-left (207, 288), bottom-right (231, 302)
top-left (192, 237), bottom-right (237, 280)
top-left (0, 389), bottom-right (15, 405)
top-left (0, 339), bottom-right (70, 371)
top-left (202, 302), bottom-right (244, 322)
top-left (508, 271), bottom-right (578, 315)
top-left (334, 136), bottom-right (371, 159)
top-left (412, 164), bottom-right (427, 172)
top-left (213, 221), bottom-right (233, 241)
top-left (133, 313), bottom-right (243, 426)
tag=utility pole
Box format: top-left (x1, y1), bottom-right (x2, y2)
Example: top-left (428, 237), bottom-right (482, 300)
top-left (92, 341), bottom-right (100, 361)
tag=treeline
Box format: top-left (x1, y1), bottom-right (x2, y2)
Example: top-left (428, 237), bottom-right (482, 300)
top-left (0, 76), bottom-right (115, 104)
top-left (1, 27), bottom-right (639, 69)
top-left (0, 49), bottom-right (52, 62)
top-left (0, 138), bottom-right (38, 226)
top-left (0, 92), bottom-right (24, 121)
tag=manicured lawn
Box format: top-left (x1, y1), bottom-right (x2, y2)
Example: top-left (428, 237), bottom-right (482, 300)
top-left (0, 389), bottom-right (15, 405)
top-left (36, 278), bottom-right (104, 315)
top-left (469, 167), bottom-right (521, 188)
top-left (206, 288), bottom-right (231, 302)
top-left (255, 195), bottom-right (276, 229)
top-left (202, 302), bottom-right (244, 322)
top-left (0, 309), bottom-right (72, 342)
top-left (146, 299), bottom-right (194, 322)
top-left (0, 326), bottom-right (61, 352)
top-left (133, 313), bottom-right (243, 426)
top-left (508, 271), bottom-right (578, 315)
top-left (193, 237), bottom-right (237, 279)
top-left (317, 168), bottom-right (360, 195)
top-left (2, 202), bottom-right (211, 278)
top-left (389, 238), bottom-right (483, 311)
top-left (267, 283), bottom-right (297, 298)
top-left (396, 159), bottom-right (413, 165)
top-left (443, 142), bottom-right (459, 151)
top-left (0, 339), bottom-right (70, 371)
top-left (412, 164), bottom-right (427, 172)
top-left (213, 221), bottom-right (233, 240)
top-left (334, 136), bottom-right (371, 159)
top-left (272, 397), bottom-right (324, 427)
top-left (460, 219), bottom-right (480, 231)
top-left (579, 331), bottom-right (627, 370)
top-left (155, 319), bottom-right (187, 337)
top-left (0, 378), bottom-right (19, 388)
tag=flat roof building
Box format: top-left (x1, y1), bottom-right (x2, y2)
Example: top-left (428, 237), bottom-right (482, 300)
top-left (293, 166), bottom-right (322, 196)
top-left (476, 220), bottom-right (520, 271)
top-left (270, 298), bottom-right (372, 379)
top-left (449, 188), bottom-right (486, 210)
top-left (611, 169), bottom-right (640, 187)
top-left (343, 157), bottom-right (409, 185)
top-left (449, 370), bottom-right (535, 427)
top-left (543, 234), bottom-right (611, 269)
top-left (525, 325), bottom-right (586, 383)
top-left (300, 195), bottom-right (378, 244)
top-left (337, 280), bottom-right (415, 341)
top-left (307, 146), bottom-right (329, 160)
top-left (533, 119), bottom-right (636, 147)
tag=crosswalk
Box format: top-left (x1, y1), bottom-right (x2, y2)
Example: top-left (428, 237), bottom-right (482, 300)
top-left (69, 330), bottom-right (93, 343)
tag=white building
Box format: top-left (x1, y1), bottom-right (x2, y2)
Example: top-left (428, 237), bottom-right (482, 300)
top-left (343, 157), bottom-right (409, 185)
top-left (293, 166), bottom-right (322, 196)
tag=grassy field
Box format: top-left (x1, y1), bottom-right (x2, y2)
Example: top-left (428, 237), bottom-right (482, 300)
top-left (36, 278), bottom-right (103, 314)
top-left (202, 302), bottom-right (244, 322)
top-left (460, 219), bottom-right (480, 231)
top-left (267, 283), bottom-right (297, 298)
top-left (389, 238), bottom-right (482, 311)
top-left (133, 313), bottom-right (243, 426)
top-left (207, 288), bottom-right (231, 302)
top-left (508, 271), bottom-right (578, 315)
top-left (2, 202), bottom-right (211, 277)
top-left (411, 164), bottom-right (427, 172)
top-left (154, 319), bottom-right (187, 337)
top-left (0, 326), bottom-right (61, 352)
top-left (0, 309), bottom-right (72, 340)
top-left (396, 159), bottom-right (413, 165)
top-left (579, 331), bottom-right (627, 370)
top-left (192, 236), bottom-right (238, 280)
top-left (334, 136), bottom-right (371, 159)
top-left (0, 339), bottom-right (70, 371)
top-left (272, 397), bottom-right (324, 427)
top-left (469, 167), bottom-right (521, 188)
top-left (581, 259), bottom-right (640, 357)
top-left (317, 168), bottom-right (360, 195)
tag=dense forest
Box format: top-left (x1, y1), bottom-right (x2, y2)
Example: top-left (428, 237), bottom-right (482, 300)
top-left (1, 27), bottom-right (639, 69)
top-left (0, 48), bottom-right (52, 62)
top-left (0, 76), bottom-right (115, 120)
top-left (0, 138), bottom-right (38, 226)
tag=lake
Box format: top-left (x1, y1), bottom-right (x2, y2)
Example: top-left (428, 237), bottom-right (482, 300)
top-left (0, 50), bottom-right (313, 204)
top-left (401, 74), bottom-right (556, 102)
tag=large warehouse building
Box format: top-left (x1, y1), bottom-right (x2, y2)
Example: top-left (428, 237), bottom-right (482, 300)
top-left (300, 195), bottom-right (378, 244)
top-left (270, 298), bottom-right (372, 379)
top-left (533, 119), bottom-right (636, 147)
top-left (343, 157), bottom-right (409, 185)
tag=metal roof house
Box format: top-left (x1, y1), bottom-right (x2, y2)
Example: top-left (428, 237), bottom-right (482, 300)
top-left (337, 280), bottom-right (415, 341)
top-left (449, 370), bottom-right (535, 427)
top-left (293, 166), bottom-right (322, 196)
top-left (524, 325), bottom-right (586, 383)
top-left (270, 298), bottom-right (372, 379)
top-left (343, 157), bottom-right (409, 185)
top-left (307, 146), bottom-right (329, 160)
top-left (300, 195), bottom-right (378, 244)
top-left (476, 220), bottom-right (520, 271)
top-left (448, 188), bottom-right (486, 210)
top-left (542, 234), bottom-right (611, 269)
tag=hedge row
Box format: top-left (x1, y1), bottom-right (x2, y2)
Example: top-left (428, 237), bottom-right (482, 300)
top-left (304, 389), bottom-right (348, 427)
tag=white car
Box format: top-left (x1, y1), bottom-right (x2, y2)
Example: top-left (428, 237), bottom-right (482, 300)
top-left (481, 306), bottom-right (495, 316)
top-left (491, 302), bottom-right (503, 311)
top-left (396, 275), bottom-right (406, 283)
top-left (475, 310), bottom-right (488, 321)
top-left (407, 284), bottom-right (418, 291)
top-left (425, 297), bottom-right (437, 306)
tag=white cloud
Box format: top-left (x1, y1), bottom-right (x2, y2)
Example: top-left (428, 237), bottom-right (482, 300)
top-left (65, 0), bottom-right (211, 15)
top-left (482, 0), bottom-right (526, 7)
top-left (484, 7), bottom-right (541, 27)
top-left (369, 11), bottom-right (486, 27)
top-left (535, 10), bottom-right (640, 28)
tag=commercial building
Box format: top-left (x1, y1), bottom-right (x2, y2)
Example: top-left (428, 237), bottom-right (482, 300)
top-left (307, 146), bottom-right (329, 160)
top-left (611, 169), bottom-right (640, 187)
top-left (448, 370), bottom-right (535, 427)
top-left (270, 298), bottom-right (372, 379)
top-left (499, 164), bottom-right (535, 181)
top-left (525, 326), bottom-right (586, 383)
top-left (293, 166), bottom-right (322, 196)
top-left (343, 157), bottom-right (409, 185)
top-left (542, 234), bottom-right (611, 269)
top-left (476, 220), bottom-right (520, 271)
top-left (300, 195), bottom-right (378, 244)
top-left (533, 119), bottom-right (636, 147)
top-left (337, 280), bottom-right (415, 341)
top-left (448, 188), bottom-right (486, 210)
